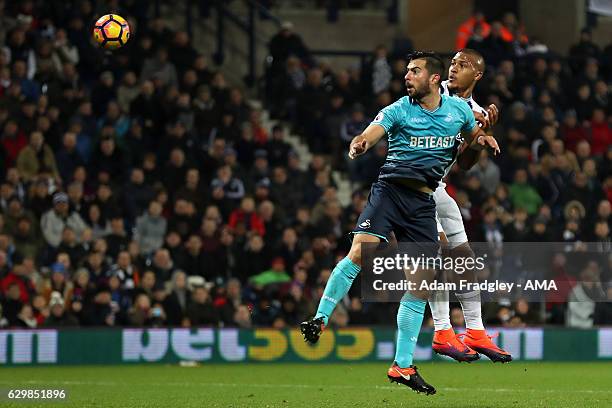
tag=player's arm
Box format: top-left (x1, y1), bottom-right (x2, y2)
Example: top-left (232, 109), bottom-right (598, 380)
top-left (348, 124), bottom-right (386, 159)
top-left (456, 125), bottom-right (500, 170)
top-left (456, 110), bottom-right (492, 170)
top-left (473, 105), bottom-right (499, 132)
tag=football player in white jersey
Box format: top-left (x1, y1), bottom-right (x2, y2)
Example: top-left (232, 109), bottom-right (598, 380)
top-left (429, 49), bottom-right (512, 363)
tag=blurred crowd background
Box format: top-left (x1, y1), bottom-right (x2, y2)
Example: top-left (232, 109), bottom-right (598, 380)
top-left (0, 0), bottom-right (610, 332)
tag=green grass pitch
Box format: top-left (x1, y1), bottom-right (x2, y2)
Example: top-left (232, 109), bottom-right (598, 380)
top-left (0, 362), bottom-right (611, 407)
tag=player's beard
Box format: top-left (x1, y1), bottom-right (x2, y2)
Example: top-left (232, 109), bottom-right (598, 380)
top-left (407, 82), bottom-right (430, 102)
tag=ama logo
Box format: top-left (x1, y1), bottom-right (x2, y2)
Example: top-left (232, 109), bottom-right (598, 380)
top-left (444, 113), bottom-right (453, 122)
top-left (359, 219), bottom-right (371, 229)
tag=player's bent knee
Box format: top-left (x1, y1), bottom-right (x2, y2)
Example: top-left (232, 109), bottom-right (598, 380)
top-left (448, 242), bottom-right (478, 283)
top-left (349, 233), bottom-right (381, 267)
top-left (404, 267), bottom-right (436, 300)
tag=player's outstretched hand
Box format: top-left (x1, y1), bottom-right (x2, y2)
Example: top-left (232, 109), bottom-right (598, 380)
top-left (486, 104), bottom-right (499, 126)
top-left (477, 135), bottom-right (501, 155)
top-left (349, 136), bottom-right (367, 159)
top-left (473, 111), bottom-right (490, 130)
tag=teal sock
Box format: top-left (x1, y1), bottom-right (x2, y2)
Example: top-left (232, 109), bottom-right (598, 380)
top-left (314, 257), bottom-right (361, 325)
top-left (394, 294), bottom-right (426, 368)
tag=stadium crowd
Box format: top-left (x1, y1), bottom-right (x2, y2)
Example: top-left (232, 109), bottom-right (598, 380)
top-left (0, 2), bottom-right (610, 332)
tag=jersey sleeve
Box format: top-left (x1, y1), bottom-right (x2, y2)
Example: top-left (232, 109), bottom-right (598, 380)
top-left (370, 100), bottom-right (402, 135)
top-left (460, 100), bottom-right (477, 133)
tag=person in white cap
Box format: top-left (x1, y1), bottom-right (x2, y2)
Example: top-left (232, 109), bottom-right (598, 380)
top-left (40, 192), bottom-right (87, 248)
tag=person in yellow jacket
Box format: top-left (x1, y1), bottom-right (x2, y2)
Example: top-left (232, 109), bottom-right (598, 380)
top-left (16, 131), bottom-right (60, 183)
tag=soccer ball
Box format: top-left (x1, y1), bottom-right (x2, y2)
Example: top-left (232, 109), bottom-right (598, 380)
top-left (93, 14), bottom-right (130, 50)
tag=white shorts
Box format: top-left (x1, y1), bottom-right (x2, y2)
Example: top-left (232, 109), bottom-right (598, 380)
top-left (433, 184), bottom-right (468, 248)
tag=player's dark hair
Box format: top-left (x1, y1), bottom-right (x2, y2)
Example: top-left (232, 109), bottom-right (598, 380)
top-left (407, 51), bottom-right (445, 80)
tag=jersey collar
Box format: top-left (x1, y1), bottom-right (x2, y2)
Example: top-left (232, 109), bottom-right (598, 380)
top-left (410, 94), bottom-right (443, 113)
top-left (443, 83), bottom-right (473, 103)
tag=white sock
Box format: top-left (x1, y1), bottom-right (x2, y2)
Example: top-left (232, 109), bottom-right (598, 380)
top-left (428, 289), bottom-right (451, 331)
top-left (456, 290), bottom-right (485, 330)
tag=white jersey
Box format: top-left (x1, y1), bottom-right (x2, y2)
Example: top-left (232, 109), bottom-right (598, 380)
top-left (438, 80), bottom-right (488, 186)
top-left (440, 80), bottom-right (487, 116)
top-left (434, 81), bottom-right (488, 246)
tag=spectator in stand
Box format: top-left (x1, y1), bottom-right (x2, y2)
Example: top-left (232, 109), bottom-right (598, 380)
top-left (509, 168), bottom-right (543, 215)
top-left (43, 291), bottom-right (78, 327)
top-left (233, 304), bottom-right (252, 329)
top-left (179, 235), bottom-right (206, 278)
top-left (249, 257), bottom-right (290, 289)
top-left (588, 108), bottom-right (612, 156)
top-left (56, 226), bottom-right (87, 267)
top-left (123, 168), bottom-right (155, 223)
top-left (456, 11), bottom-right (491, 50)
top-left (128, 293), bottom-right (162, 327)
top-left (560, 110), bottom-right (587, 152)
top-left (210, 165), bottom-right (245, 215)
top-left (465, 24), bottom-right (488, 57)
top-left (16, 131), bottom-right (59, 183)
top-left (592, 80), bottom-right (611, 114)
top-left (234, 233), bottom-right (271, 281)
top-left (167, 198), bottom-right (198, 240)
top-left (84, 203), bottom-right (111, 240)
top-left (228, 196), bottom-right (265, 237)
top-left (567, 262), bottom-right (605, 328)
top-left (297, 68), bottom-right (328, 152)
top-left (164, 270), bottom-right (191, 326)
top-left (500, 12), bottom-right (529, 46)
top-left (150, 248), bottom-right (175, 283)
top-left (40, 192), bottom-right (87, 248)
top-left (268, 21), bottom-right (310, 74)
top-left (168, 31), bottom-right (198, 77)
top-left (105, 215), bottom-right (130, 259)
top-left (216, 278), bottom-right (244, 326)
top-left (569, 28), bottom-right (600, 69)
top-left (275, 227), bottom-right (302, 273)
top-left (89, 133), bottom-right (128, 184)
top-left (13, 216), bottom-right (42, 260)
top-left (186, 285), bottom-right (218, 327)
top-left (467, 150), bottom-right (501, 196)
top-left (366, 45), bottom-right (392, 96)
top-left (141, 47), bottom-right (178, 88)
top-left (4, 194), bottom-right (36, 236)
top-left (266, 125), bottom-right (292, 167)
top-left (108, 251), bottom-right (138, 290)
top-left (481, 21), bottom-right (514, 67)
top-left (175, 168), bottom-right (206, 213)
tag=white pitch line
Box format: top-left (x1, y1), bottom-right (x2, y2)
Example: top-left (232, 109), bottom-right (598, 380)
top-left (0, 380), bottom-right (610, 395)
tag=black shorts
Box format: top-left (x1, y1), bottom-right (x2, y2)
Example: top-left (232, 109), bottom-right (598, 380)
top-left (353, 180), bottom-right (438, 255)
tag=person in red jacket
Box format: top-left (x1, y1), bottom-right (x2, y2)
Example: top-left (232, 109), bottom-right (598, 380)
top-left (500, 12), bottom-right (529, 45)
top-left (560, 109), bottom-right (588, 152)
top-left (228, 196), bottom-right (265, 237)
top-left (1, 262), bottom-right (35, 304)
top-left (0, 120), bottom-right (27, 168)
top-left (456, 11), bottom-right (491, 50)
top-left (589, 108), bottom-right (612, 156)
